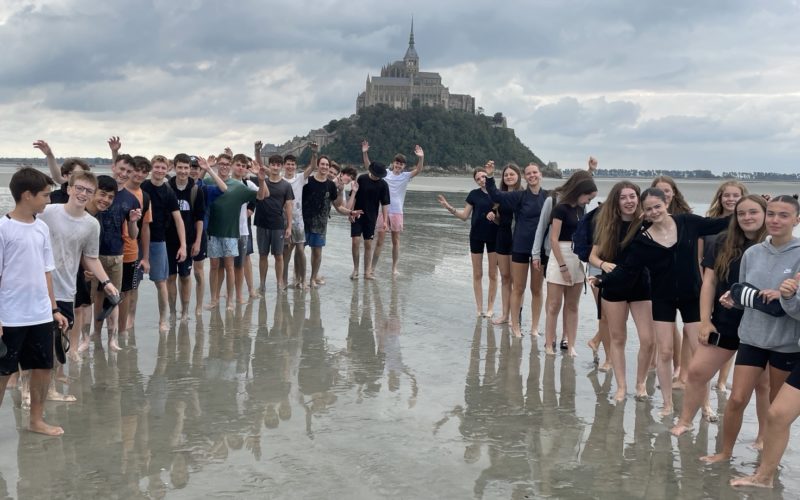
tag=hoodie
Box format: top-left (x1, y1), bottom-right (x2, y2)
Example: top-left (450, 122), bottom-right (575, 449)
top-left (738, 236), bottom-right (800, 353)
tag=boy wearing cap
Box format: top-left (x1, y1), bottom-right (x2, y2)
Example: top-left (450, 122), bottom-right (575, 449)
top-left (349, 160), bottom-right (390, 280)
top-left (361, 141), bottom-right (424, 276)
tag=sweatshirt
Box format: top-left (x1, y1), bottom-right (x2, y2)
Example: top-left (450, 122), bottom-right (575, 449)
top-left (738, 237), bottom-right (800, 353)
top-left (485, 177), bottom-right (547, 254)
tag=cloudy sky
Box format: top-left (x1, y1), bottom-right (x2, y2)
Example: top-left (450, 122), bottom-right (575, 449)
top-left (2, 0), bottom-right (800, 173)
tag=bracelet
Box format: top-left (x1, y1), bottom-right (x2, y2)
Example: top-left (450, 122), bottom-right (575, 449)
top-left (100, 279), bottom-right (111, 287)
top-left (599, 261), bottom-right (605, 270)
top-left (559, 264), bottom-right (567, 268)
top-left (52, 308), bottom-right (60, 315)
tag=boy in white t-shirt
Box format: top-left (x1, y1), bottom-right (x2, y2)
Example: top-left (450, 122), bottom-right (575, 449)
top-left (361, 140), bottom-right (424, 275)
top-left (0, 167), bottom-right (69, 436)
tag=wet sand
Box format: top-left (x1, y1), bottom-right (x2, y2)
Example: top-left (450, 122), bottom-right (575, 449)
top-left (0, 181), bottom-right (795, 498)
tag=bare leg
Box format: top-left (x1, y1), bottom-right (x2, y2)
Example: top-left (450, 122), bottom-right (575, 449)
top-left (116, 292), bottom-right (130, 346)
top-left (653, 320), bottom-right (675, 416)
top-left (754, 369), bottom-right (770, 448)
top-left (126, 288), bottom-right (140, 331)
top-left (485, 252), bottom-right (498, 316)
top-left (259, 254), bottom-right (269, 290)
top-left (716, 356), bottom-right (734, 391)
top-left (167, 274), bottom-right (178, 315)
top-left (274, 254), bottom-right (286, 290)
top-left (207, 257), bottom-right (221, 307)
top-left (470, 253), bottom-right (484, 316)
top-left (509, 262), bottom-right (528, 336)
top-left (671, 343), bottom-right (732, 436)
top-left (672, 324), bottom-right (682, 383)
top-left (544, 282), bottom-right (564, 355)
top-left (223, 256), bottom-right (235, 311)
top-left (390, 231), bottom-right (401, 275)
top-left (493, 254), bottom-right (511, 324)
top-left (310, 247), bottom-right (323, 286)
top-left (562, 282), bottom-right (582, 357)
top-left (282, 243), bottom-right (293, 285)
top-left (243, 254), bottom-right (256, 296)
top-left (371, 230), bottom-right (386, 270)
top-left (604, 300), bottom-right (630, 401)
top-left (730, 382), bottom-right (800, 489)
top-left (682, 321), bottom-right (715, 419)
top-left (234, 261), bottom-right (245, 304)
top-left (178, 275), bottom-right (191, 321)
top-left (629, 301), bottom-right (655, 398)
top-left (29, 368), bottom-right (64, 436)
top-left (194, 259), bottom-right (205, 315)
top-left (700, 364), bottom-right (763, 463)
top-left (351, 236), bottom-right (361, 279)
top-left (529, 265), bottom-right (544, 336)
top-left (364, 239), bottom-right (375, 279)
top-left (154, 280), bottom-right (170, 332)
top-left (293, 243), bottom-right (306, 287)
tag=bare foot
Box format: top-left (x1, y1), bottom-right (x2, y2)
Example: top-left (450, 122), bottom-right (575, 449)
top-left (670, 422), bottom-right (694, 436)
top-left (545, 345), bottom-right (556, 356)
top-left (76, 339), bottom-right (90, 354)
top-left (715, 381), bottom-right (730, 393)
top-left (587, 338), bottom-right (600, 361)
top-left (109, 337), bottom-right (122, 352)
top-left (635, 383), bottom-right (647, 400)
top-left (226, 301), bottom-right (235, 312)
top-left (672, 367), bottom-right (682, 382)
top-left (599, 361), bottom-right (611, 372)
top-left (56, 373), bottom-right (70, 384)
top-left (350, 271), bottom-right (358, 280)
top-left (159, 321), bottom-right (169, 333)
top-left (751, 439), bottom-right (764, 451)
top-left (392, 269), bottom-right (399, 276)
top-left (658, 405), bottom-right (674, 417)
top-left (613, 387), bottom-right (626, 402)
top-left (205, 301), bottom-right (219, 310)
top-left (315, 277), bottom-right (326, 285)
top-left (702, 406), bottom-right (719, 423)
top-left (195, 307), bottom-right (203, 316)
top-left (47, 390), bottom-right (77, 403)
top-left (672, 379), bottom-right (686, 390)
top-left (29, 421), bottom-right (64, 436)
top-left (510, 325), bottom-right (522, 338)
top-left (484, 310), bottom-right (494, 318)
top-left (699, 452), bottom-right (730, 464)
top-left (730, 475), bottom-right (773, 489)
top-left (364, 273), bottom-right (375, 280)
top-left (568, 348), bottom-right (578, 358)
top-left (492, 316), bottom-right (508, 325)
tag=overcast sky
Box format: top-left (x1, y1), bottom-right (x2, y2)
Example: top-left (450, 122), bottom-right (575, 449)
top-left (2, 0), bottom-right (799, 173)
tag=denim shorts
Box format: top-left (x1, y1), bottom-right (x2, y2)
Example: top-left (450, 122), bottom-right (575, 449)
top-left (305, 232), bottom-right (326, 248)
top-left (149, 241), bottom-right (169, 282)
top-left (208, 236), bottom-right (239, 258)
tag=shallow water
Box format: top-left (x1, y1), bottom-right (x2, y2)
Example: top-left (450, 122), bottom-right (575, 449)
top-left (0, 179), bottom-right (797, 499)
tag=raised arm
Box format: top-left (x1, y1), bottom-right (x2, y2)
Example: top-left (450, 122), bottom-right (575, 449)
top-left (302, 142), bottom-right (319, 179)
top-left (256, 164), bottom-right (270, 201)
top-left (437, 194), bottom-right (472, 222)
top-left (108, 136), bottom-right (121, 165)
top-left (410, 145), bottom-right (424, 178)
top-left (361, 140), bottom-right (371, 170)
top-left (198, 156), bottom-right (228, 192)
top-left (33, 140), bottom-right (63, 183)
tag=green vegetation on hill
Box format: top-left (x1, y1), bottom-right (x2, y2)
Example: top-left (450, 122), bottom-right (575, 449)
top-left (300, 105), bottom-right (557, 176)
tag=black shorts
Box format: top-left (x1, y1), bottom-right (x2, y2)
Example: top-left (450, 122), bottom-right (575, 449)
top-left (167, 241), bottom-right (193, 278)
top-left (496, 228), bottom-right (513, 256)
top-left (602, 278), bottom-right (651, 303)
top-left (469, 237), bottom-right (496, 254)
top-left (193, 230), bottom-right (208, 262)
top-left (122, 261), bottom-right (143, 292)
top-left (736, 343), bottom-right (800, 372)
top-left (786, 360), bottom-right (800, 390)
top-left (0, 321), bottom-right (55, 375)
top-left (351, 218), bottom-right (377, 241)
top-left (512, 252), bottom-right (531, 264)
top-left (74, 264), bottom-right (92, 307)
top-left (651, 297), bottom-right (701, 323)
top-left (56, 301), bottom-right (75, 330)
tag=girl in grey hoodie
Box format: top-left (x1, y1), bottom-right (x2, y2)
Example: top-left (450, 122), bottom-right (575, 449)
top-left (702, 195), bottom-right (800, 465)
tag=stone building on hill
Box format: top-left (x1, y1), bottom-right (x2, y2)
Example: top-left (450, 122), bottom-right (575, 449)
top-left (356, 21), bottom-right (475, 114)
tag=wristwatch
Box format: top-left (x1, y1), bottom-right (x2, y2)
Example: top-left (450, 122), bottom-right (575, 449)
top-left (100, 279), bottom-right (112, 287)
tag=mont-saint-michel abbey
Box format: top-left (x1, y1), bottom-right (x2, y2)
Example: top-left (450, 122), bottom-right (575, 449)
top-left (356, 22), bottom-right (476, 114)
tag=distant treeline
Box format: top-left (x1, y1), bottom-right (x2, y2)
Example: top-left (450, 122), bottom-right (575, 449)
top-left (562, 168), bottom-right (800, 182)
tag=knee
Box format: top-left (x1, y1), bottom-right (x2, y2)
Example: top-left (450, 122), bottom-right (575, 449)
top-left (563, 301), bottom-right (579, 314)
top-left (545, 301), bottom-right (561, 316)
top-left (766, 406), bottom-right (792, 429)
top-left (658, 349), bottom-right (673, 362)
top-left (727, 394), bottom-right (749, 412)
top-left (685, 365), bottom-right (706, 385)
top-left (500, 272), bottom-right (511, 283)
top-left (473, 271), bottom-right (483, 281)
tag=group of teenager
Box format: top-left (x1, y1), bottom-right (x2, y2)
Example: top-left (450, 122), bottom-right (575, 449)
top-left (438, 158), bottom-right (800, 489)
top-left (0, 136), bottom-right (425, 439)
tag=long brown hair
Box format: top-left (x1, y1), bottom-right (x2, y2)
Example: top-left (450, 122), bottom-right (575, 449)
top-left (501, 163), bottom-right (522, 192)
top-left (593, 181), bottom-right (642, 261)
top-left (651, 175), bottom-right (691, 215)
top-left (622, 187), bottom-right (668, 247)
top-left (707, 180), bottom-right (748, 217)
top-left (713, 195), bottom-right (767, 282)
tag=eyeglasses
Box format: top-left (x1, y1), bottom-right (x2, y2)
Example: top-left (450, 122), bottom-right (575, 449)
top-left (72, 185), bottom-right (96, 195)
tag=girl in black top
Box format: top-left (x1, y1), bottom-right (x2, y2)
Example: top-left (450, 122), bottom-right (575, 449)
top-left (544, 178), bottom-right (598, 357)
top-left (438, 168), bottom-right (498, 318)
top-left (598, 188), bottom-right (730, 416)
top-left (588, 181), bottom-right (654, 402)
top-left (489, 162), bottom-right (521, 326)
top-left (671, 195), bottom-right (769, 437)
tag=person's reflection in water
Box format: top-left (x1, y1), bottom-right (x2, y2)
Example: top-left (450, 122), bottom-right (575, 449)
top-left (346, 282), bottom-right (383, 401)
top-left (117, 347), bottom-right (148, 497)
top-left (375, 283), bottom-right (418, 407)
top-left (298, 289), bottom-right (340, 438)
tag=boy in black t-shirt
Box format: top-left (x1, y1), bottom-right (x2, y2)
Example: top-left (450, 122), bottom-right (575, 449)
top-left (167, 154), bottom-right (205, 321)
top-left (350, 162), bottom-right (390, 280)
top-left (253, 152), bottom-right (294, 292)
top-left (142, 155), bottom-right (186, 331)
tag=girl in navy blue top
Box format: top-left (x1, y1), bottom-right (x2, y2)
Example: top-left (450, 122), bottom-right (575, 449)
top-left (438, 168), bottom-right (498, 318)
top-left (487, 162), bottom-right (521, 326)
top-left (484, 161), bottom-right (547, 338)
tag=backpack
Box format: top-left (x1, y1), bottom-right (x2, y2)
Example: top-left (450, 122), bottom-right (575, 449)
top-left (572, 206), bottom-right (599, 263)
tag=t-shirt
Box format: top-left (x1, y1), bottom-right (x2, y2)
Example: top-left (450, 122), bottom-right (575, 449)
top-left (142, 180), bottom-right (180, 243)
top-left (465, 189), bottom-right (497, 243)
top-left (353, 174), bottom-right (390, 222)
top-left (284, 174), bottom-right (305, 224)
top-left (552, 203), bottom-right (583, 241)
top-left (239, 178), bottom-right (258, 236)
top-left (100, 188), bottom-right (139, 256)
top-left (167, 177), bottom-right (205, 249)
top-left (123, 186), bottom-right (152, 263)
top-left (701, 233), bottom-right (753, 337)
top-left (0, 216), bottom-right (55, 326)
top-left (208, 179), bottom-right (259, 238)
top-left (254, 178), bottom-right (294, 230)
top-left (40, 204), bottom-right (101, 301)
top-left (302, 176), bottom-right (338, 235)
top-left (50, 183), bottom-right (69, 204)
top-left (384, 171), bottom-right (413, 214)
